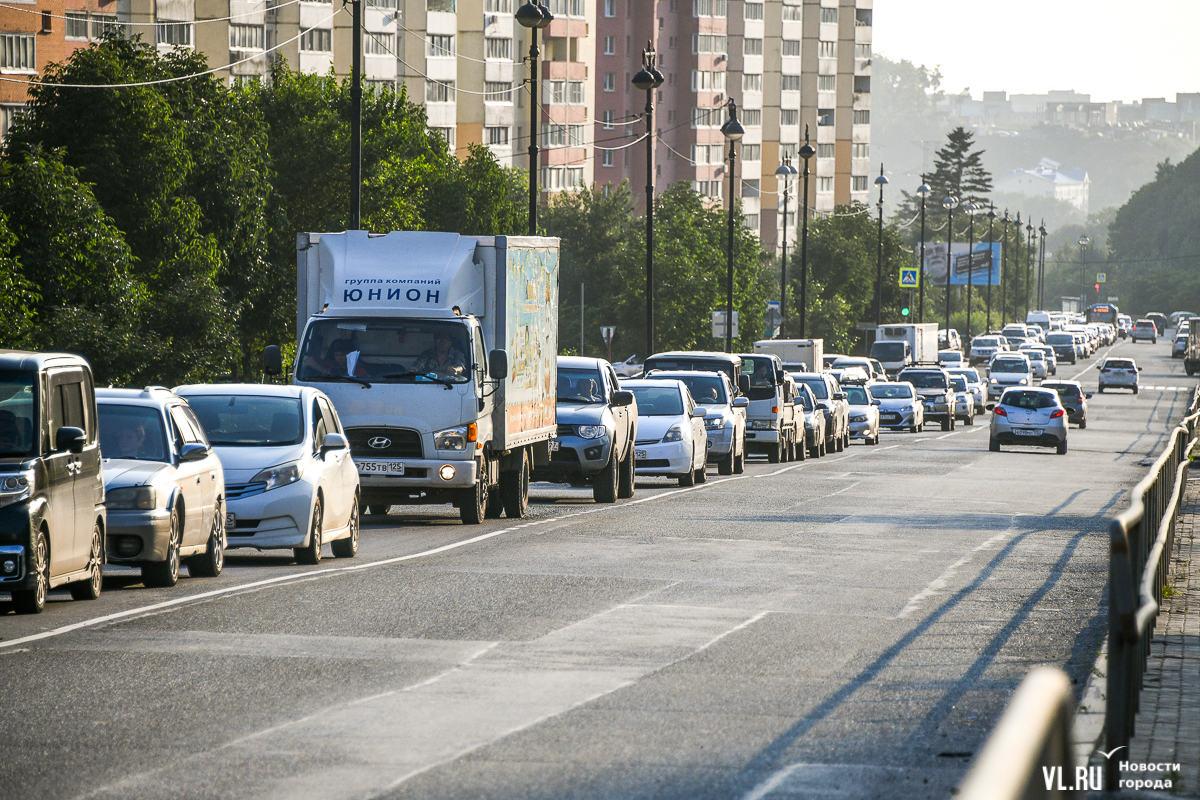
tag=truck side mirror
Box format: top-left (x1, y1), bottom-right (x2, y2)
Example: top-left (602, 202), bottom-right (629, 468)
top-left (775, 369), bottom-right (786, 385)
top-left (488, 349), bottom-right (509, 380)
top-left (612, 390), bottom-right (634, 407)
top-left (56, 426), bottom-right (86, 454)
top-left (738, 374), bottom-right (751, 395)
top-left (262, 345), bottom-right (283, 377)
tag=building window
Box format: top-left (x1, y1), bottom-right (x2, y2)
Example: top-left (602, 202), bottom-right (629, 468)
top-left (781, 4), bottom-right (801, 20)
top-left (818, 40), bottom-right (835, 58)
top-left (542, 124), bottom-right (566, 146)
top-left (781, 74), bottom-right (800, 92)
top-left (853, 109), bottom-right (870, 124)
top-left (426, 80), bottom-right (455, 102)
top-left (691, 70), bottom-right (725, 92)
top-left (433, 126), bottom-right (455, 146)
top-left (818, 74), bottom-right (836, 91)
top-left (742, 109), bottom-right (761, 126)
top-left (693, 34), bottom-right (727, 54)
top-left (742, 143), bottom-right (760, 161)
top-left (781, 39), bottom-right (800, 56)
top-left (854, 76), bottom-right (870, 93)
top-left (818, 176), bottom-right (833, 192)
top-left (569, 80), bottom-right (584, 104)
top-left (744, 2), bottom-right (763, 18)
top-left (428, 0), bottom-right (456, 11)
top-left (567, 167), bottom-right (584, 188)
top-left (817, 143), bottom-right (835, 159)
top-left (485, 81), bottom-right (512, 101)
top-left (602, 110), bottom-right (614, 129)
top-left (156, 22), bottom-right (192, 47)
top-left (427, 34), bottom-right (454, 57)
top-left (603, 72), bottom-right (615, 92)
top-left (856, 8), bottom-right (872, 26)
top-left (693, 180), bottom-right (722, 198)
top-left (852, 175), bottom-right (868, 191)
top-left (364, 31), bottom-right (393, 55)
top-left (742, 73), bottom-right (762, 92)
top-left (742, 179), bottom-right (760, 197)
top-left (744, 214), bottom-right (759, 229)
top-left (485, 37), bottom-right (511, 59)
top-left (230, 24), bottom-right (265, 49)
top-left (65, 12), bottom-right (88, 40)
top-left (569, 124), bottom-right (585, 146)
top-left (780, 143), bottom-right (797, 160)
top-left (691, 107), bottom-right (715, 127)
top-left (541, 167), bottom-right (565, 189)
top-left (604, 35), bottom-right (615, 55)
top-left (820, 6), bottom-right (837, 23)
top-left (92, 14), bottom-right (120, 39)
top-left (690, 144), bottom-right (710, 165)
top-left (817, 108), bottom-right (834, 125)
top-left (692, 0), bottom-right (726, 17)
top-left (543, 80), bottom-right (565, 103)
top-left (604, 0), bottom-right (615, 16)
top-left (743, 37), bottom-right (763, 55)
top-left (0, 105), bottom-right (21, 141)
top-left (484, 0), bottom-right (513, 11)
top-left (486, 126), bottom-right (510, 145)
top-left (300, 27), bottom-right (332, 51)
top-left (601, 149), bottom-right (614, 167)
top-left (780, 109), bottom-right (798, 126)
top-left (852, 142), bottom-right (869, 159)
top-left (855, 43), bottom-right (871, 59)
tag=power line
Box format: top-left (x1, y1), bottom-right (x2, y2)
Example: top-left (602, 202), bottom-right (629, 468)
top-left (0, 0), bottom-right (302, 26)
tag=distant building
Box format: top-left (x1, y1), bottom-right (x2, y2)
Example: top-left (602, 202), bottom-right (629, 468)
top-left (995, 158), bottom-right (1089, 215)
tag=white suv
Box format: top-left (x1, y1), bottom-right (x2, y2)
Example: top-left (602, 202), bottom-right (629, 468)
top-left (1098, 358), bottom-right (1140, 394)
top-left (987, 353), bottom-right (1033, 399)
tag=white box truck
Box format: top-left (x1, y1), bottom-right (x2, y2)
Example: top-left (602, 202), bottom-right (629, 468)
top-left (752, 339), bottom-right (824, 373)
top-left (295, 231), bottom-right (559, 524)
top-left (871, 323), bottom-right (938, 376)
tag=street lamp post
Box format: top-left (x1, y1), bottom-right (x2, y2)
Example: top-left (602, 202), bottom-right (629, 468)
top-left (942, 194), bottom-right (959, 346)
top-left (964, 201), bottom-right (977, 340)
top-left (1038, 221), bottom-right (1048, 310)
top-left (986, 205), bottom-right (996, 332)
top-left (720, 99), bottom-right (744, 354)
top-left (1078, 235), bottom-right (1090, 310)
top-left (1025, 221), bottom-right (1035, 319)
top-left (797, 130), bottom-right (815, 337)
top-left (632, 46), bottom-right (664, 357)
top-left (916, 180), bottom-right (931, 325)
top-left (873, 164), bottom-right (888, 326)
top-left (349, 0), bottom-right (362, 229)
top-left (516, 1), bottom-right (552, 236)
top-left (774, 156), bottom-right (798, 336)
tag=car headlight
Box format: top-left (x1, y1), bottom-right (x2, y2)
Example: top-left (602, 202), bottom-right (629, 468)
top-left (748, 420), bottom-right (776, 430)
top-left (1019, 378), bottom-right (1028, 385)
top-left (705, 416), bottom-right (726, 430)
top-left (663, 425), bottom-right (684, 443)
top-left (575, 425), bottom-right (606, 439)
top-left (0, 469), bottom-right (34, 510)
top-left (434, 424), bottom-right (478, 451)
top-left (106, 485), bottom-right (157, 510)
top-left (850, 414), bottom-right (866, 423)
top-left (250, 461), bottom-right (303, 492)
top-left (990, 378), bottom-right (999, 384)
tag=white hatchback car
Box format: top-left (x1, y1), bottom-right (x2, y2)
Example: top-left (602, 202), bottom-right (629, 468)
top-left (1097, 357), bottom-right (1141, 394)
top-left (175, 385), bottom-right (360, 564)
top-left (622, 379), bottom-right (708, 486)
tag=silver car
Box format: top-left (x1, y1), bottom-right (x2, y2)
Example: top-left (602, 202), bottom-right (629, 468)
top-left (987, 353), bottom-right (1034, 399)
top-left (844, 384), bottom-right (881, 445)
top-left (642, 370), bottom-right (746, 475)
top-left (948, 367), bottom-right (986, 413)
top-left (950, 374), bottom-right (976, 426)
top-left (1018, 347), bottom-right (1049, 379)
top-left (869, 381), bottom-right (924, 433)
top-left (988, 388), bottom-right (1068, 454)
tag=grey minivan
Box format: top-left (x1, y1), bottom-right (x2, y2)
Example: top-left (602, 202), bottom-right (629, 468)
top-left (0, 351), bottom-right (106, 614)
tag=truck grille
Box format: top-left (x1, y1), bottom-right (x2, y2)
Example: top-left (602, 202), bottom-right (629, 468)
top-left (345, 427), bottom-right (423, 459)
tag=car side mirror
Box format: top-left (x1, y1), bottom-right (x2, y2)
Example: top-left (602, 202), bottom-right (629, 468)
top-left (262, 344), bottom-right (283, 377)
top-left (691, 407), bottom-right (707, 418)
top-left (320, 432), bottom-right (349, 456)
top-left (732, 397), bottom-right (749, 408)
top-left (738, 374), bottom-right (751, 395)
top-left (872, 399), bottom-right (881, 406)
top-left (179, 442), bottom-right (210, 462)
top-left (612, 390), bottom-right (634, 407)
top-left (985, 404), bottom-right (995, 411)
top-left (488, 349), bottom-right (509, 380)
top-left (1085, 393), bottom-right (1094, 399)
top-left (1096, 365), bottom-right (1102, 370)
top-left (56, 426), bottom-right (86, 454)
top-left (835, 392), bottom-right (847, 400)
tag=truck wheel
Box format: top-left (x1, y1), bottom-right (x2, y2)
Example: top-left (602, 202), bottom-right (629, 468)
top-left (768, 439), bottom-right (782, 463)
top-left (617, 445), bottom-right (635, 499)
top-left (12, 529), bottom-right (48, 614)
top-left (485, 488), bottom-right (504, 518)
top-left (502, 449), bottom-right (530, 518)
top-left (718, 447), bottom-right (734, 475)
top-left (593, 448), bottom-right (618, 502)
top-left (458, 469), bottom-right (488, 525)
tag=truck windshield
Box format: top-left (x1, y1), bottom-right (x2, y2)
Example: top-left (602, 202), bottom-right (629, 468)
top-left (557, 368), bottom-right (605, 403)
top-left (0, 371), bottom-right (36, 458)
top-left (670, 374), bottom-right (726, 405)
top-left (184, 396), bottom-right (305, 446)
top-left (870, 342), bottom-right (906, 361)
top-left (298, 319), bottom-right (472, 384)
top-left (740, 356), bottom-right (777, 401)
top-left (98, 405), bottom-right (169, 462)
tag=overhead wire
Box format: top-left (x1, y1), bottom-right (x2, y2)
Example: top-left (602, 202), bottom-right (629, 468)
top-left (0, 0), bottom-right (302, 26)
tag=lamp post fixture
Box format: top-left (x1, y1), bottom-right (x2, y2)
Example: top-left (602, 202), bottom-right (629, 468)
top-left (916, 180), bottom-right (931, 324)
top-left (516, 0), bottom-right (552, 236)
top-left (632, 45), bottom-right (664, 356)
top-left (964, 201), bottom-right (977, 340)
top-left (873, 164), bottom-right (889, 326)
top-left (797, 128), bottom-right (815, 337)
top-left (720, 98), bottom-right (744, 354)
top-left (774, 156), bottom-right (798, 336)
top-left (1025, 220), bottom-right (1035, 319)
top-left (985, 205), bottom-right (996, 333)
top-left (1078, 235), bottom-right (1091, 310)
top-left (1037, 221), bottom-right (1048, 310)
top-left (942, 194), bottom-right (959, 346)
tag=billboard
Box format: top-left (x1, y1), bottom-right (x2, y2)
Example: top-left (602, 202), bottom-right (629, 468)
top-left (921, 243), bottom-right (1002, 286)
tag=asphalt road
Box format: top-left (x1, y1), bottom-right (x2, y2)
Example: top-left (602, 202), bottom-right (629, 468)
top-left (0, 335), bottom-right (1193, 800)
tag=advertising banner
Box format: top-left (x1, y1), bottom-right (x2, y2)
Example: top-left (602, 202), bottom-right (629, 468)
top-left (921, 243), bottom-right (1002, 286)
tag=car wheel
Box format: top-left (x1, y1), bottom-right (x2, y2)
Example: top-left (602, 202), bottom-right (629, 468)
top-left (1133, 386), bottom-right (1139, 395)
top-left (694, 459), bottom-right (707, 484)
top-left (187, 500), bottom-right (225, 577)
top-left (965, 412), bottom-right (974, 426)
top-left (332, 495), bottom-right (360, 558)
top-left (502, 449), bottom-right (531, 518)
top-left (295, 497), bottom-right (323, 565)
top-left (819, 437), bottom-right (827, 457)
top-left (733, 440), bottom-right (745, 474)
top-left (12, 528), bottom-right (48, 614)
top-left (593, 447), bottom-right (619, 503)
top-left (909, 424), bottom-right (918, 433)
top-left (797, 435), bottom-right (807, 461)
top-left (1057, 440), bottom-right (1068, 455)
top-left (69, 522), bottom-right (105, 601)
top-left (989, 438), bottom-right (1000, 452)
top-left (768, 439), bottom-right (782, 464)
top-left (717, 446), bottom-right (734, 475)
top-left (459, 465), bottom-right (489, 525)
top-left (617, 444), bottom-right (635, 499)
top-left (1098, 385), bottom-right (1104, 393)
top-left (678, 449), bottom-right (696, 487)
top-left (144, 504), bottom-right (182, 587)
top-left (941, 417), bottom-right (951, 432)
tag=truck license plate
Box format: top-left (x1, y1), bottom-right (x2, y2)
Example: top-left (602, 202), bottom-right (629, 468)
top-left (548, 440), bottom-right (560, 452)
top-left (1013, 428), bottom-right (1042, 437)
top-left (635, 449), bottom-right (648, 460)
top-left (357, 460), bottom-right (405, 475)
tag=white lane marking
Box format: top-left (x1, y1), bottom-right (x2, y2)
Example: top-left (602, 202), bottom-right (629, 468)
top-left (935, 431), bottom-right (961, 440)
top-left (896, 527), bottom-right (1015, 619)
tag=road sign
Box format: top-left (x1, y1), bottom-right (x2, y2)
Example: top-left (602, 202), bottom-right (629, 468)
top-left (764, 301), bottom-right (782, 337)
top-left (899, 268), bottom-right (919, 288)
top-left (600, 326), bottom-right (615, 344)
top-left (1108, 296), bottom-right (1119, 302)
top-left (1097, 272), bottom-right (1107, 283)
top-left (712, 311), bottom-right (738, 338)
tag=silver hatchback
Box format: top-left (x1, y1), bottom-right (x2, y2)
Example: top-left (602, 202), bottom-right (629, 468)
top-left (988, 388), bottom-right (1068, 455)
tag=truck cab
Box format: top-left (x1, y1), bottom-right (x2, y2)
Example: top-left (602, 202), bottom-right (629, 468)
top-left (738, 353), bottom-right (798, 463)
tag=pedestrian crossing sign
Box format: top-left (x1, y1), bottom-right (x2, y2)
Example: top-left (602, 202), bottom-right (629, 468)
top-left (899, 268), bottom-right (919, 288)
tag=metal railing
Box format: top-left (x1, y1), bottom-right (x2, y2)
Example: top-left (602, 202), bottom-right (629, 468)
top-left (1104, 387), bottom-right (1200, 787)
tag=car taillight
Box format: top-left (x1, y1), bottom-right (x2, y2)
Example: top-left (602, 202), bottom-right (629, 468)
top-left (1050, 409), bottom-right (1065, 418)
top-left (1101, 368), bottom-right (1110, 373)
top-left (994, 407), bottom-right (1007, 416)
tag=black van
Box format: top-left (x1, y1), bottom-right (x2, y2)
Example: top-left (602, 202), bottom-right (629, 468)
top-left (0, 351), bottom-right (106, 613)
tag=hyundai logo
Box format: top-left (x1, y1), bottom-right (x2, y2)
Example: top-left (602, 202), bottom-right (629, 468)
top-left (368, 437), bottom-right (391, 449)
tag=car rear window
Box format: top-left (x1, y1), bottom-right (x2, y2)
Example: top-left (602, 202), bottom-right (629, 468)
top-left (1001, 391), bottom-right (1058, 410)
top-left (1105, 360), bottom-right (1135, 369)
top-left (1047, 333), bottom-right (1073, 344)
top-left (900, 372), bottom-right (947, 389)
top-left (1045, 384), bottom-right (1080, 398)
top-left (797, 377), bottom-right (828, 399)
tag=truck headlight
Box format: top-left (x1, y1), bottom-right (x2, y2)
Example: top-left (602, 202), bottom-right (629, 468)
top-left (0, 469), bottom-right (34, 510)
top-left (434, 424), bottom-right (477, 451)
top-left (704, 416), bottom-right (726, 430)
top-left (575, 425), bottom-right (606, 439)
top-left (106, 485), bottom-right (157, 510)
top-left (663, 425), bottom-right (684, 443)
top-left (250, 461), bottom-right (303, 491)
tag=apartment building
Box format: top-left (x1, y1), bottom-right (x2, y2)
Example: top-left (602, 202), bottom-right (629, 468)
top-left (595, 0), bottom-right (871, 252)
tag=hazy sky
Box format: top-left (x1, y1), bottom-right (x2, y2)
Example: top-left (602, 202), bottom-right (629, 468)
top-left (873, 0), bottom-right (1200, 103)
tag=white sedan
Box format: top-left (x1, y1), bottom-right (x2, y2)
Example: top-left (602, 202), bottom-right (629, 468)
top-left (174, 384), bottom-right (361, 564)
top-left (622, 379), bottom-right (708, 486)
